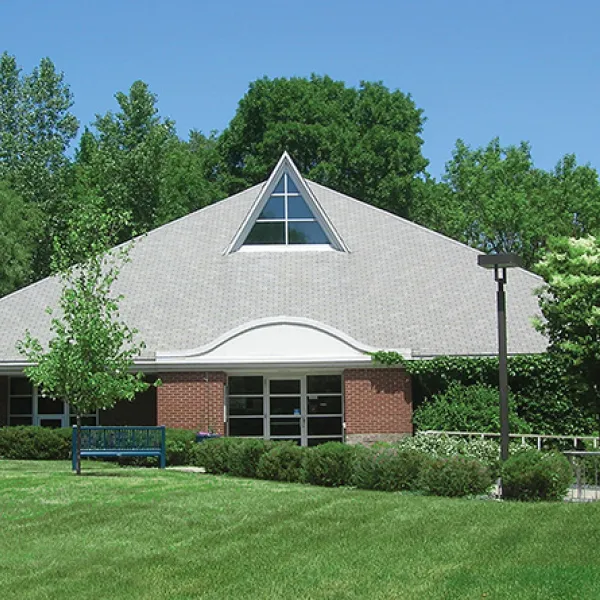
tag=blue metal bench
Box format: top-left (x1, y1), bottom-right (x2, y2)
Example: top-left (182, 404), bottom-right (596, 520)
top-left (72, 426), bottom-right (166, 470)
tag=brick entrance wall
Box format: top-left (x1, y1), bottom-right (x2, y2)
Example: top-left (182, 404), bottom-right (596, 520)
top-left (343, 368), bottom-right (412, 444)
top-left (157, 372), bottom-right (226, 433)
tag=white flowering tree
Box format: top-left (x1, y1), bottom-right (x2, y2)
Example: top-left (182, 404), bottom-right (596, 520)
top-left (18, 196), bottom-right (150, 474)
top-left (535, 235), bottom-right (600, 432)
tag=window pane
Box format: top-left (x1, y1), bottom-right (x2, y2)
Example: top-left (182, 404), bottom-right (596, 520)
top-left (38, 396), bottom-right (65, 415)
top-left (286, 176), bottom-right (299, 193)
top-left (308, 437), bottom-right (343, 447)
top-left (259, 196), bottom-right (285, 219)
top-left (273, 176), bottom-right (285, 194)
top-left (246, 222), bottom-right (285, 245)
top-left (10, 378), bottom-right (32, 397)
top-left (229, 376), bottom-right (263, 395)
top-left (39, 418), bottom-right (63, 429)
top-left (270, 418), bottom-right (301, 437)
top-left (287, 195), bottom-right (313, 219)
top-left (269, 380), bottom-right (300, 395)
top-left (308, 396), bottom-right (342, 415)
top-left (288, 221), bottom-right (329, 244)
top-left (307, 375), bottom-right (342, 394)
top-left (9, 416), bottom-right (33, 426)
top-left (270, 396), bottom-right (301, 415)
top-left (308, 417), bottom-right (343, 436)
top-left (10, 396), bottom-right (32, 415)
top-left (229, 396), bottom-right (264, 416)
top-left (229, 418), bottom-right (264, 437)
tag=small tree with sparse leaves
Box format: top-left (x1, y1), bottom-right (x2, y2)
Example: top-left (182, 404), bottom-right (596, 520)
top-left (18, 195), bottom-right (152, 474)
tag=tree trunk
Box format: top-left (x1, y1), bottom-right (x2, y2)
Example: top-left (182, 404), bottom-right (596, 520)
top-left (76, 414), bottom-right (82, 476)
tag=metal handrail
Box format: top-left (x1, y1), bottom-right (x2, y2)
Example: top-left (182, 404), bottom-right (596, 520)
top-left (420, 430), bottom-right (599, 450)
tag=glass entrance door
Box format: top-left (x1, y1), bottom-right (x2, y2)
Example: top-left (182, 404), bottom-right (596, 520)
top-left (268, 378), bottom-right (303, 443)
top-left (227, 374), bottom-right (344, 446)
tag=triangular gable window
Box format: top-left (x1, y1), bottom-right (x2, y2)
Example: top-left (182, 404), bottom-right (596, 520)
top-left (227, 152), bottom-right (348, 253)
top-left (246, 173), bottom-right (329, 245)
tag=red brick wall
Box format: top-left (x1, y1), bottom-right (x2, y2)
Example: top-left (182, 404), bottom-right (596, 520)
top-left (344, 368), bottom-right (412, 443)
top-left (0, 376), bottom-right (7, 426)
top-left (157, 372), bottom-right (226, 433)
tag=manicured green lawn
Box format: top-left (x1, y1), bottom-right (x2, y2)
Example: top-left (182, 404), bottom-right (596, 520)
top-left (1, 461), bottom-right (599, 599)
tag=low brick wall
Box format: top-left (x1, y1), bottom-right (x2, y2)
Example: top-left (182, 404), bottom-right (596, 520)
top-left (157, 372), bottom-right (226, 433)
top-left (343, 368), bottom-right (412, 444)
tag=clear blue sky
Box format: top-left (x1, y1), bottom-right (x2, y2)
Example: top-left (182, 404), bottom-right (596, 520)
top-left (1, 0), bottom-right (599, 178)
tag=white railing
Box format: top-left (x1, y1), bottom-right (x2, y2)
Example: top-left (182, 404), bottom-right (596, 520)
top-left (420, 430), bottom-right (599, 451)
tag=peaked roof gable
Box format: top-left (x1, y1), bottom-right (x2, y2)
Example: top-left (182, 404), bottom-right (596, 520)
top-left (226, 152), bottom-right (349, 253)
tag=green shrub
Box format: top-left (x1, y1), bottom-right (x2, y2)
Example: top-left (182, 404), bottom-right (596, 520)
top-left (256, 442), bottom-right (306, 483)
top-left (165, 429), bottom-right (196, 466)
top-left (227, 439), bottom-right (276, 478)
top-left (414, 382), bottom-right (531, 434)
top-left (304, 442), bottom-right (362, 487)
top-left (191, 437), bottom-right (241, 474)
top-left (418, 456), bottom-right (492, 497)
top-left (502, 450), bottom-right (572, 501)
top-left (395, 433), bottom-right (501, 478)
top-left (352, 447), bottom-right (431, 492)
top-left (0, 426), bottom-right (71, 460)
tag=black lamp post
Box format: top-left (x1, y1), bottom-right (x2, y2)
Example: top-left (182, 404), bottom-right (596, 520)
top-left (477, 253), bottom-right (522, 463)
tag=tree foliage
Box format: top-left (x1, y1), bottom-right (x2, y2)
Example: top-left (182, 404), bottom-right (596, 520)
top-left (415, 139), bottom-right (600, 269)
top-left (17, 197), bottom-right (151, 473)
top-left (371, 352), bottom-right (596, 435)
top-left (75, 81), bottom-right (223, 241)
top-left (535, 235), bottom-right (600, 426)
top-left (0, 182), bottom-right (42, 296)
top-left (218, 75), bottom-right (428, 217)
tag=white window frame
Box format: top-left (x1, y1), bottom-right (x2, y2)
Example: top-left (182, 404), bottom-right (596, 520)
top-left (7, 376), bottom-right (99, 427)
top-left (226, 372), bottom-right (344, 446)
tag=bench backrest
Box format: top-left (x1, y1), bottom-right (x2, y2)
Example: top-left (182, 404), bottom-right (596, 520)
top-left (74, 426), bottom-right (166, 451)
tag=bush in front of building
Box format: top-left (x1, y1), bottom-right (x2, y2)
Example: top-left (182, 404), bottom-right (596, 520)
top-left (304, 441), bottom-right (364, 487)
top-left (164, 429), bottom-right (197, 466)
top-left (418, 455), bottom-right (493, 497)
top-left (352, 447), bottom-right (432, 492)
top-left (255, 442), bottom-right (307, 483)
top-left (226, 438), bottom-right (277, 478)
top-left (0, 426), bottom-right (71, 460)
top-left (395, 433), bottom-right (502, 479)
top-left (190, 437), bottom-right (242, 474)
top-left (501, 450), bottom-right (573, 502)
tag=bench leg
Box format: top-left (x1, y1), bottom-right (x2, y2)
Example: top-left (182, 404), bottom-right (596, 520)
top-left (160, 450), bottom-right (166, 469)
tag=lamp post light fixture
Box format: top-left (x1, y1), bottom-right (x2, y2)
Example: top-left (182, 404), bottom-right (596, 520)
top-left (477, 253), bottom-right (523, 465)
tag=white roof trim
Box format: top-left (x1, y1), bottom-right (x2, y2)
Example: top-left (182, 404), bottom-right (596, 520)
top-left (156, 316), bottom-right (410, 360)
top-left (225, 152), bottom-right (349, 254)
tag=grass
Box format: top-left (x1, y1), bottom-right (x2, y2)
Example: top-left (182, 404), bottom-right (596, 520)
top-left (1, 461), bottom-right (600, 600)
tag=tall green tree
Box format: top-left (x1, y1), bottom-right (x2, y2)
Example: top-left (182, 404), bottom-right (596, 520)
top-left (0, 182), bottom-right (42, 296)
top-left (0, 52), bottom-right (78, 280)
top-left (218, 75), bottom-right (428, 217)
top-left (76, 81), bottom-right (223, 239)
top-left (535, 236), bottom-right (600, 431)
top-left (0, 52), bottom-right (78, 204)
top-left (18, 195), bottom-right (151, 474)
top-left (416, 138), bottom-right (600, 269)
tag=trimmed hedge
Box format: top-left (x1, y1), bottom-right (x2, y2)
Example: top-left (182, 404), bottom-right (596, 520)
top-left (304, 442), bottom-right (362, 487)
top-left (418, 456), bottom-right (492, 497)
top-left (0, 426), bottom-right (71, 460)
top-left (256, 442), bottom-right (306, 483)
top-left (352, 447), bottom-right (431, 492)
top-left (502, 450), bottom-right (573, 501)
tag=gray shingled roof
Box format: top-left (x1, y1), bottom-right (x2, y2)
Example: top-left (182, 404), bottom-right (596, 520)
top-left (0, 180), bottom-right (547, 363)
